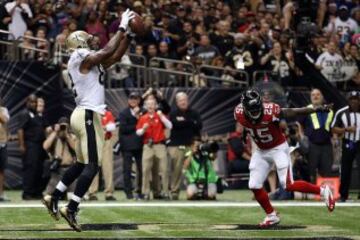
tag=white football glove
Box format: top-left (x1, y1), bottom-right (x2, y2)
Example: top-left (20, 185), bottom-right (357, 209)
top-left (119, 9), bottom-right (135, 31)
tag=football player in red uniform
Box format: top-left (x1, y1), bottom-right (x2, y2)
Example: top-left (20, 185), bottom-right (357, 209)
top-left (234, 89), bottom-right (335, 227)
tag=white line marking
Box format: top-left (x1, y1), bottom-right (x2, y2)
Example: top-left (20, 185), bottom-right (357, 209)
top-left (0, 202), bottom-right (360, 208)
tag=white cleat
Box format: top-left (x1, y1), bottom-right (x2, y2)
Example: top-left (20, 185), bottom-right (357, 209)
top-left (322, 185), bottom-right (335, 212)
top-left (259, 212), bottom-right (280, 228)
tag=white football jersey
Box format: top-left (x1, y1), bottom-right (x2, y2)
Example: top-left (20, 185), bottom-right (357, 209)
top-left (68, 48), bottom-right (106, 114)
top-left (326, 17), bottom-right (358, 35)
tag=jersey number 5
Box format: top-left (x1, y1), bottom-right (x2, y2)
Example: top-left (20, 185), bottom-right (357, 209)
top-left (247, 127), bottom-right (273, 143)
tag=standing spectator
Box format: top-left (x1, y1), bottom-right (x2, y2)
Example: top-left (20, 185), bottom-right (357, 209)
top-left (325, 6), bottom-right (358, 37)
top-left (210, 20), bottom-right (234, 56)
top-left (298, 89), bottom-right (334, 183)
top-left (19, 30), bottom-right (35, 60)
top-left (88, 109), bottom-right (116, 201)
top-left (0, 3), bottom-right (11, 38)
top-left (315, 41), bottom-right (344, 84)
top-left (168, 92), bottom-right (202, 200)
top-left (17, 94), bottom-right (46, 200)
top-left (194, 34), bottom-right (220, 65)
top-left (5, 0), bottom-right (33, 39)
top-left (177, 20), bottom-right (200, 59)
top-left (108, 54), bottom-right (134, 88)
top-left (43, 117), bottom-right (76, 197)
top-left (85, 10), bottom-right (108, 48)
top-left (136, 98), bottom-right (172, 200)
top-left (331, 91), bottom-right (360, 202)
top-left (118, 92), bottom-right (143, 200)
top-left (0, 98), bottom-right (10, 201)
top-left (260, 41), bottom-right (295, 85)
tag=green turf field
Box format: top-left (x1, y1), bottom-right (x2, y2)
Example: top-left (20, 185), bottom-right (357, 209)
top-left (1, 190), bottom-right (359, 239)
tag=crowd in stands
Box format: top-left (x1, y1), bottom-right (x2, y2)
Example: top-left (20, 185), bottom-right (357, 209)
top-left (0, 0), bottom-right (359, 88)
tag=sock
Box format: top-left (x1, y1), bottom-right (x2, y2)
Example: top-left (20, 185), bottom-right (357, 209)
top-left (68, 195), bottom-right (81, 212)
top-left (252, 188), bottom-right (274, 214)
top-left (52, 181), bottom-right (67, 200)
top-left (52, 163), bottom-right (85, 200)
top-left (67, 164), bottom-right (99, 211)
top-left (286, 180), bottom-right (321, 195)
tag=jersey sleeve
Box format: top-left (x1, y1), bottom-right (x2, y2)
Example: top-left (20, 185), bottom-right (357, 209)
top-left (234, 104), bottom-right (242, 121)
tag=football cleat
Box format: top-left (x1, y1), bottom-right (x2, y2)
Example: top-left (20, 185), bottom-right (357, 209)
top-left (41, 195), bottom-right (59, 221)
top-left (322, 185), bottom-right (335, 212)
top-left (60, 207), bottom-right (81, 232)
top-left (259, 212), bottom-right (280, 228)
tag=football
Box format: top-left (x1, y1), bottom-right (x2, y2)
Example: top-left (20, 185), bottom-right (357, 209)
top-left (129, 13), bottom-right (145, 36)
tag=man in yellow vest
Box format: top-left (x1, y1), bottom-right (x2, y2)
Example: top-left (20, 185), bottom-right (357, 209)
top-left (298, 89), bottom-right (334, 183)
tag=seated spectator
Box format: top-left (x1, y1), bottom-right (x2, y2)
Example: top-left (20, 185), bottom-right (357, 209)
top-left (177, 20), bottom-right (200, 59)
top-left (136, 98), bottom-right (172, 200)
top-left (34, 27), bottom-right (49, 61)
top-left (43, 117), bottom-right (76, 198)
top-left (210, 20), bottom-right (234, 56)
top-left (184, 138), bottom-right (219, 200)
top-left (227, 123), bottom-right (251, 175)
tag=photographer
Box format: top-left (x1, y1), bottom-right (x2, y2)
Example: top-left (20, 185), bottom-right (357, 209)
top-left (43, 117), bottom-right (76, 196)
top-left (184, 139), bottom-right (219, 200)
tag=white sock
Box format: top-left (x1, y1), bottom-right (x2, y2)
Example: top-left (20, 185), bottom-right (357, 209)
top-left (320, 186), bottom-right (325, 196)
top-left (55, 181), bottom-right (67, 192)
top-left (71, 194), bottom-right (81, 203)
top-left (268, 211), bottom-right (277, 216)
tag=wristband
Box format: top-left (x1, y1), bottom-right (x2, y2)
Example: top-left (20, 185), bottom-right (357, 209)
top-left (118, 27), bottom-right (126, 33)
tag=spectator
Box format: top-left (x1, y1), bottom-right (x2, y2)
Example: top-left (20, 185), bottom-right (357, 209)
top-left (119, 92), bottom-right (143, 200)
top-left (184, 138), bottom-right (218, 200)
top-left (0, 98), bottom-right (10, 201)
top-left (43, 117), bottom-right (76, 197)
top-left (225, 33), bottom-right (255, 73)
top-left (177, 20), bottom-right (200, 59)
top-left (298, 89), bottom-right (334, 183)
top-left (108, 54), bottom-right (135, 88)
top-left (19, 30), bottom-right (35, 60)
top-left (142, 88), bottom-right (171, 115)
top-left (325, 5), bottom-right (358, 37)
top-left (89, 109), bottom-right (116, 201)
top-left (342, 43), bottom-right (359, 85)
top-left (210, 20), bottom-right (234, 56)
top-left (158, 41), bottom-right (177, 61)
top-left (168, 92), bottom-right (202, 200)
top-left (331, 91), bottom-right (360, 202)
top-left (5, 0), bottom-right (33, 39)
top-left (17, 95), bottom-right (47, 200)
top-left (34, 27), bottom-right (49, 61)
top-left (136, 98), bottom-right (172, 200)
top-left (0, 3), bottom-right (11, 35)
top-left (260, 41), bottom-right (295, 85)
top-left (316, 40), bottom-right (344, 84)
top-left (227, 123), bottom-right (251, 175)
top-left (85, 10), bottom-right (108, 48)
top-left (194, 34), bottom-right (220, 65)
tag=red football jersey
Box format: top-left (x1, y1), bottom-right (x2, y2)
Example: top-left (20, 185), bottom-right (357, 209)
top-left (234, 102), bottom-right (286, 150)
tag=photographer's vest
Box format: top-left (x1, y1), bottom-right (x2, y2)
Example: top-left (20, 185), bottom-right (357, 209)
top-left (185, 153), bottom-right (218, 184)
top-left (307, 104), bottom-right (334, 132)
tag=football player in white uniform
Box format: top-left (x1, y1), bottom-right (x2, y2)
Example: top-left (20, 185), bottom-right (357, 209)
top-left (42, 9), bottom-right (135, 232)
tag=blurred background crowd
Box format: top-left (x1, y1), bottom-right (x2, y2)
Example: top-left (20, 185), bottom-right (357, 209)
top-left (0, 0), bottom-right (359, 88)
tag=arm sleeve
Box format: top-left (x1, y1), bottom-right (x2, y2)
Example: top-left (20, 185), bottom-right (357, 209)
top-left (160, 115), bottom-right (172, 129)
top-left (135, 117), bottom-right (145, 136)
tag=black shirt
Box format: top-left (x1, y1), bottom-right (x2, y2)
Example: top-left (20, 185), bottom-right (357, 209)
top-left (209, 33), bottom-right (234, 56)
top-left (168, 108), bottom-right (202, 146)
top-left (118, 108), bottom-right (143, 151)
top-left (19, 110), bottom-right (47, 143)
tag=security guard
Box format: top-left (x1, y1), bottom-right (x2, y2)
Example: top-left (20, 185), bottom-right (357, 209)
top-left (299, 89), bottom-right (334, 183)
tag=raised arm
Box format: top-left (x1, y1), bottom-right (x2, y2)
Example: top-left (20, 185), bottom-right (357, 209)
top-left (281, 104), bottom-right (333, 118)
top-left (80, 9), bottom-right (134, 73)
top-left (101, 36), bottom-right (130, 69)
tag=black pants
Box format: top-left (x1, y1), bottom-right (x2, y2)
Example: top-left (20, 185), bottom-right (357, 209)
top-left (22, 141), bottom-right (45, 197)
top-left (122, 149), bottom-right (142, 195)
top-left (340, 141), bottom-right (360, 200)
top-left (308, 142), bottom-right (334, 183)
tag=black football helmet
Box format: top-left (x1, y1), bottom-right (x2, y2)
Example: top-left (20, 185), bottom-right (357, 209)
top-left (241, 89), bottom-right (263, 122)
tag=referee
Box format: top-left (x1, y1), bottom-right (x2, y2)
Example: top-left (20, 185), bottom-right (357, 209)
top-left (331, 91), bottom-right (360, 202)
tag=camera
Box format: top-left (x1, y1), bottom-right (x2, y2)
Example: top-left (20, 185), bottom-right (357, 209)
top-left (60, 124), bottom-right (67, 131)
top-left (198, 141), bottom-right (219, 154)
top-left (50, 156), bottom-right (62, 172)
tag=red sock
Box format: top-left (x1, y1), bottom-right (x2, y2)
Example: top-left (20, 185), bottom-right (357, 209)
top-left (252, 188), bottom-right (274, 214)
top-left (286, 180), bottom-right (320, 194)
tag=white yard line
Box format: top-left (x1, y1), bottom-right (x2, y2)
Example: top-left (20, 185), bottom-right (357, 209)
top-left (0, 202), bottom-right (360, 208)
